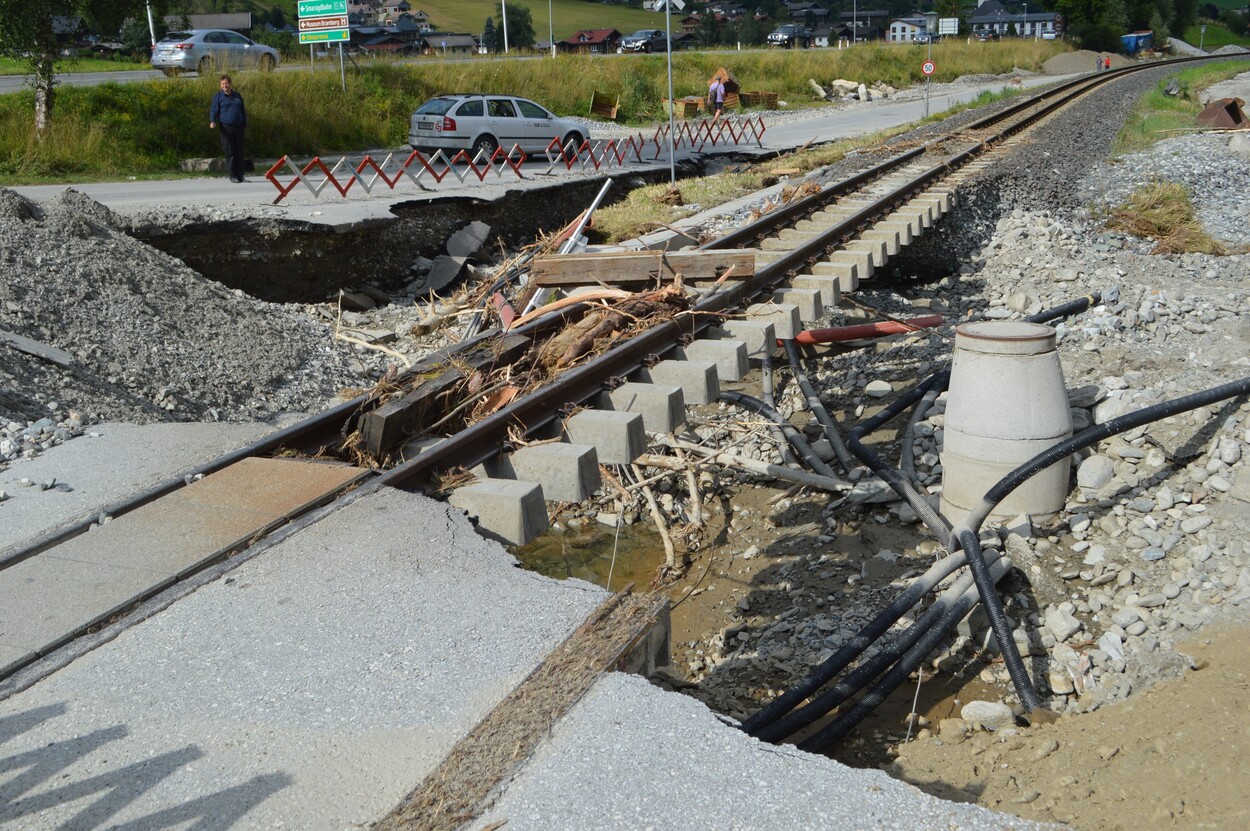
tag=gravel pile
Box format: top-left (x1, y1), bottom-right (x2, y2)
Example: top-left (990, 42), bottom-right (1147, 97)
top-left (0, 188), bottom-right (372, 465)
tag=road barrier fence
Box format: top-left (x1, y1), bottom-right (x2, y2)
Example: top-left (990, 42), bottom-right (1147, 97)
top-left (266, 116), bottom-right (767, 203)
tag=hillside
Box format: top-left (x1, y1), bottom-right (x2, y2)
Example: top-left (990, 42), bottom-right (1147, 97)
top-left (191, 0), bottom-right (674, 42)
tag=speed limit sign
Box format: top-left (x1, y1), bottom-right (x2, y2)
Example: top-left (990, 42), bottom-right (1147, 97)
top-left (922, 60), bottom-right (936, 76)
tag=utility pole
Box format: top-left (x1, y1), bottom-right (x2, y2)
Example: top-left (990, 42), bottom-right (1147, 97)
top-left (549, 0), bottom-right (555, 57)
top-left (502, 0), bottom-right (509, 53)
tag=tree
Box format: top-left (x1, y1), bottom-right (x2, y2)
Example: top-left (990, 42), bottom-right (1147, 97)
top-left (496, 2), bottom-right (536, 50)
top-left (0, 0), bottom-right (165, 134)
top-left (483, 17), bottom-right (498, 52)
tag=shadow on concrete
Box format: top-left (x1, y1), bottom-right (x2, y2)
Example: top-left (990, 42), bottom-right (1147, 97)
top-left (1, 702), bottom-right (291, 830)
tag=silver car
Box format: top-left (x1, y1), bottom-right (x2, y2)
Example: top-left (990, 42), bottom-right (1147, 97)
top-left (151, 29), bottom-right (280, 77)
top-left (408, 94), bottom-right (588, 158)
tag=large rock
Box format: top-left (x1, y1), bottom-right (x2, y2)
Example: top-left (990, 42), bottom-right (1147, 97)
top-left (1076, 454), bottom-right (1115, 489)
top-left (960, 700), bottom-right (1015, 732)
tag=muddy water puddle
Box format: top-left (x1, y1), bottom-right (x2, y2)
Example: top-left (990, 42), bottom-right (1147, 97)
top-left (513, 520), bottom-right (667, 591)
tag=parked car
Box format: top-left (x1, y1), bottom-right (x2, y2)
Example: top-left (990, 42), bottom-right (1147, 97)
top-left (150, 29), bottom-right (280, 76)
top-left (618, 29), bottom-right (670, 53)
top-left (913, 32), bottom-right (931, 44)
top-left (767, 23), bottom-right (812, 48)
top-left (1041, 31), bottom-right (1059, 40)
top-left (974, 30), bottom-right (1000, 42)
top-left (407, 94), bottom-right (588, 158)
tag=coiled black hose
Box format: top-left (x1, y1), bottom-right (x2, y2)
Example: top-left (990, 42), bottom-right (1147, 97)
top-left (719, 390), bottom-right (838, 479)
top-left (741, 549), bottom-right (971, 736)
top-left (751, 549), bottom-right (1004, 743)
top-left (782, 339), bottom-right (856, 473)
top-left (797, 555), bottom-right (1012, 753)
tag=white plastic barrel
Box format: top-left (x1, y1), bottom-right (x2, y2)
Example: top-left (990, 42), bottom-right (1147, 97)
top-left (940, 321), bottom-right (1072, 528)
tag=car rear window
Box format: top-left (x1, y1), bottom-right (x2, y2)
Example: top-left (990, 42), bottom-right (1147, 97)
top-left (161, 31), bottom-right (193, 42)
top-left (415, 98), bottom-right (457, 116)
top-left (455, 99), bottom-right (484, 117)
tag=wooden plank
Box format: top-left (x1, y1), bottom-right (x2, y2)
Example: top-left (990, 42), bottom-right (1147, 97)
top-left (531, 250), bottom-right (755, 288)
top-left (0, 329), bottom-right (74, 367)
top-left (361, 334), bottom-right (531, 458)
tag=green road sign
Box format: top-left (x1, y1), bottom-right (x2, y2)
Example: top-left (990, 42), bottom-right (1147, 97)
top-left (299, 28), bottom-right (350, 44)
top-left (298, 0), bottom-right (348, 18)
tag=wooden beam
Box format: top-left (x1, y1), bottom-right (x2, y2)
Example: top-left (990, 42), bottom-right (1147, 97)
top-left (360, 334), bottom-right (531, 458)
top-left (530, 250), bottom-right (755, 288)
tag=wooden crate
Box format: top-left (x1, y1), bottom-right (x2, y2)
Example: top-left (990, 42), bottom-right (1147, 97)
top-left (740, 91), bottom-right (778, 110)
top-left (590, 89), bottom-right (619, 120)
top-left (663, 98), bottom-right (702, 118)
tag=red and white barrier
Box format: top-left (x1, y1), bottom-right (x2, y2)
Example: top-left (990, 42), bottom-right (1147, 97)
top-left (267, 116), bottom-right (767, 202)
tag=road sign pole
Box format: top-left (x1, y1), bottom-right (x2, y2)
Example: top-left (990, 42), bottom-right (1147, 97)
top-left (338, 42), bottom-right (345, 91)
top-left (925, 41), bottom-right (932, 118)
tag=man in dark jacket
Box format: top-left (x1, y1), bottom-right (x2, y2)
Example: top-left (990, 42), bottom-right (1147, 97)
top-left (209, 74), bottom-right (247, 183)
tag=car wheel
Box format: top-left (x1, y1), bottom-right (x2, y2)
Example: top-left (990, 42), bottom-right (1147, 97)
top-left (159, 67), bottom-right (178, 77)
top-left (471, 135), bottom-right (498, 160)
top-left (198, 56), bottom-right (213, 76)
top-left (259, 54), bottom-right (275, 72)
top-left (564, 132), bottom-right (584, 153)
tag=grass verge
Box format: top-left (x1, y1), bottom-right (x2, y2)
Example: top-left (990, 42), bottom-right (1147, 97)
top-left (1112, 60), bottom-right (1250, 157)
top-left (1105, 180), bottom-right (1227, 255)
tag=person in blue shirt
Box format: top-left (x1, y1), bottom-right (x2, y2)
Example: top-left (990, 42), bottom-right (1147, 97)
top-left (209, 74), bottom-right (248, 183)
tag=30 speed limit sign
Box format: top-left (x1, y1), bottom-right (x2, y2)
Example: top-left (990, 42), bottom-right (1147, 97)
top-left (922, 60), bottom-right (936, 76)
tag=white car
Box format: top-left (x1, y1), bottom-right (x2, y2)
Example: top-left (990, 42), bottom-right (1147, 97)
top-left (408, 94), bottom-right (587, 158)
top-left (151, 29), bottom-right (280, 76)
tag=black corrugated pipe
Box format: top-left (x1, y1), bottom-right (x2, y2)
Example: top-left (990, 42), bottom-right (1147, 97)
top-left (782, 339), bottom-right (856, 473)
top-left (760, 350), bottom-right (800, 468)
top-left (797, 555), bottom-right (1013, 754)
top-left (960, 374), bottom-right (1250, 539)
top-left (900, 383), bottom-right (941, 493)
top-left (846, 370), bottom-right (953, 541)
top-left (1027, 292), bottom-right (1103, 326)
top-left (950, 374), bottom-right (1250, 712)
top-left (751, 549), bottom-right (1004, 743)
top-left (719, 390), bottom-right (838, 479)
top-left (956, 527), bottom-right (1042, 711)
top-left (740, 549), bottom-right (971, 736)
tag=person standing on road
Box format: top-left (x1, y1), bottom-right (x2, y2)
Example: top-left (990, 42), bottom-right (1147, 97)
top-left (708, 74), bottom-right (726, 119)
top-left (1104, 55), bottom-right (1111, 71)
top-left (209, 74), bottom-right (247, 183)
top-left (1095, 55), bottom-right (1102, 72)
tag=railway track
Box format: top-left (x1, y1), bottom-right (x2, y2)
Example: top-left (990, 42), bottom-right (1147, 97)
top-left (0, 55), bottom-right (1218, 695)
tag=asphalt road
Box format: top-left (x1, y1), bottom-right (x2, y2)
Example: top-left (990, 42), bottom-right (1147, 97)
top-left (8, 73), bottom-right (1078, 230)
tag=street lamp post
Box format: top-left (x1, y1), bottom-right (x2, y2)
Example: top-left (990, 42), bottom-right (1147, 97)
top-left (549, 0), bottom-right (555, 58)
top-left (502, 0), bottom-right (509, 53)
top-left (664, 0), bottom-right (675, 186)
top-left (924, 11), bottom-right (937, 118)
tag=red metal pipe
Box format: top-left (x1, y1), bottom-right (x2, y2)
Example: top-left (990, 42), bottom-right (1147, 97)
top-left (789, 315), bottom-right (945, 345)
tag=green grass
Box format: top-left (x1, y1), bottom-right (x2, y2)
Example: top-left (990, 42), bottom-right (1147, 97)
top-left (0, 55), bottom-right (149, 76)
top-left (0, 41), bottom-right (1066, 183)
top-left (1112, 61), bottom-right (1250, 157)
top-left (413, 0), bottom-right (668, 41)
top-left (1182, 22), bottom-right (1250, 50)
